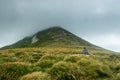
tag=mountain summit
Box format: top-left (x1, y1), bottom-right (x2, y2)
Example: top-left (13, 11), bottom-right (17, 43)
top-left (1, 26), bottom-right (101, 49)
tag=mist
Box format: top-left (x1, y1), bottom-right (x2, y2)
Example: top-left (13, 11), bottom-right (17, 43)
top-left (0, 0), bottom-right (120, 52)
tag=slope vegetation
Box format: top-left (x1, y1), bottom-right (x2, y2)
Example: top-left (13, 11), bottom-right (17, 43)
top-left (0, 47), bottom-right (119, 80)
top-left (1, 27), bottom-right (102, 51)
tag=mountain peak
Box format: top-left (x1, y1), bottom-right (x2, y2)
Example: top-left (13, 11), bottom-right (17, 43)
top-left (46, 26), bottom-right (64, 30)
top-left (37, 26), bottom-right (67, 34)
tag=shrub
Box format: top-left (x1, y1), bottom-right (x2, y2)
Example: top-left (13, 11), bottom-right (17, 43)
top-left (48, 61), bottom-right (80, 80)
top-left (20, 72), bottom-right (50, 80)
top-left (0, 62), bottom-right (32, 80)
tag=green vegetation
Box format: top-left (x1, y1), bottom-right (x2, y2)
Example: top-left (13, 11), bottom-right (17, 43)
top-left (48, 61), bottom-right (80, 80)
top-left (0, 47), bottom-right (120, 80)
top-left (1, 27), bottom-right (102, 50)
top-left (0, 62), bottom-right (31, 80)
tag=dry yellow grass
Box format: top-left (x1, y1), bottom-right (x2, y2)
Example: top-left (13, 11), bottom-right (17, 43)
top-left (20, 72), bottom-right (49, 80)
top-left (0, 47), bottom-right (119, 80)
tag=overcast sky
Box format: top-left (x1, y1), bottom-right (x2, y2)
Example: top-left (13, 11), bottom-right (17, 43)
top-left (0, 0), bottom-right (120, 52)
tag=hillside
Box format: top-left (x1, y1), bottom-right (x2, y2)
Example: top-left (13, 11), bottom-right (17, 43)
top-left (0, 26), bottom-right (120, 80)
top-left (1, 27), bottom-right (102, 50)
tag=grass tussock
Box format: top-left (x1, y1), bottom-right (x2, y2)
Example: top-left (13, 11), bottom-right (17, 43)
top-left (48, 61), bottom-right (80, 80)
top-left (77, 57), bottom-right (112, 79)
top-left (20, 72), bottom-right (50, 80)
top-left (0, 62), bottom-right (32, 80)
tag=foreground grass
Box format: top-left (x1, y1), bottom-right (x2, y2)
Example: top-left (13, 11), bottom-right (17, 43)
top-left (0, 47), bottom-right (120, 80)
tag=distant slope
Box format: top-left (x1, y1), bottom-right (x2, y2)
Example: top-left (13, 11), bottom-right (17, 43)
top-left (1, 26), bottom-right (104, 50)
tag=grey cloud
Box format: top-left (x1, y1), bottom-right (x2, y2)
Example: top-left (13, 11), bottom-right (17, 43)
top-left (0, 0), bottom-right (120, 51)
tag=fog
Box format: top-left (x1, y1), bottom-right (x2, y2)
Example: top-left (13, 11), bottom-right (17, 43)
top-left (0, 0), bottom-right (120, 52)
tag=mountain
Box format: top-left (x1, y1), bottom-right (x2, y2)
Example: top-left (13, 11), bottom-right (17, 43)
top-left (1, 26), bottom-right (103, 50)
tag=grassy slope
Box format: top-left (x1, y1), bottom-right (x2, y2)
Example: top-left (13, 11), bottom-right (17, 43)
top-left (0, 47), bottom-right (120, 80)
top-left (1, 27), bottom-right (102, 50)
